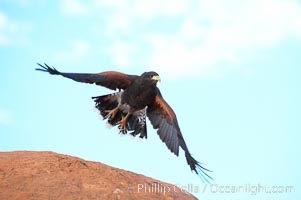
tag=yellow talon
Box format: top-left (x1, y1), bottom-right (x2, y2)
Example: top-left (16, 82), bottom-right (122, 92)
top-left (117, 112), bottom-right (131, 130)
top-left (104, 104), bottom-right (121, 119)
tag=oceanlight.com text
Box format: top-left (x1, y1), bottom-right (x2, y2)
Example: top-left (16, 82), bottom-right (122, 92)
top-left (205, 183), bottom-right (295, 195)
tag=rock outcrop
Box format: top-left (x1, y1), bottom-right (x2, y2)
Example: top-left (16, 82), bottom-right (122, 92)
top-left (0, 151), bottom-right (197, 200)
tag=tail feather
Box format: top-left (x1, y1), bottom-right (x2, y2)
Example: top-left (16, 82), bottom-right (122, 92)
top-left (185, 152), bottom-right (213, 183)
top-left (127, 114), bottom-right (147, 138)
top-left (92, 93), bottom-right (147, 138)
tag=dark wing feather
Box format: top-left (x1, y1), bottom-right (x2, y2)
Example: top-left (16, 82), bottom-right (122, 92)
top-left (36, 63), bottom-right (138, 90)
top-left (147, 88), bottom-right (212, 183)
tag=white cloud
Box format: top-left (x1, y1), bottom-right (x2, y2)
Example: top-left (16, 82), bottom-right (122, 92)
top-left (0, 11), bottom-right (32, 46)
top-left (0, 12), bottom-right (7, 27)
top-left (93, 0), bottom-right (129, 8)
top-left (1, 0), bottom-right (48, 6)
top-left (108, 42), bottom-right (137, 67)
top-left (95, 0), bottom-right (189, 18)
top-left (105, 14), bottom-right (131, 35)
top-left (95, 0), bottom-right (301, 77)
top-left (54, 40), bottom-right (91, 63)
top-left (0, 12), bottom-right (9, 45)
top-left (146, 34), bottom-right (211, 78)
top-left (0, 0), bottom-right (29, 5)
top-left (61, 0), bottom-right (89, 16)
top-left (58, 0), bottom-right (301, 78)
top-left (0, 108), bottom-right (13, 125)
top-left (133, 0), bottom-right (189, 19)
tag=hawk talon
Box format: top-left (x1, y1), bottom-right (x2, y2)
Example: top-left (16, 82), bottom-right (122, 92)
top-left (118, 124), bottom-right (126, 131)
top-left (104, 104), bottom-right (120, 119)
top-left (117, 113), bottom-right (130, 131)
top-left (118, 125), bottom-right (127, 134)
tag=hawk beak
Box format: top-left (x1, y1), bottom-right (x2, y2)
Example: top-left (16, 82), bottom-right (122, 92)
top-left (152, 75), bottom-right (161, 82)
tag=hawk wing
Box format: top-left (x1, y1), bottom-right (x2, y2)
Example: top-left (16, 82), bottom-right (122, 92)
top-left (36, 63), bottom-right (138, 90)
top-left (147, 88), bottom-right (212, 182)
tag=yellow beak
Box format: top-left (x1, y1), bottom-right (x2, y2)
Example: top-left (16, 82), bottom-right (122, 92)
top-left (152, 75), bottom-right (161, 82)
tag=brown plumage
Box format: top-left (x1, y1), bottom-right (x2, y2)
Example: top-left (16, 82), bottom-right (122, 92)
top-left (36, 63), bottom-right (212, 182)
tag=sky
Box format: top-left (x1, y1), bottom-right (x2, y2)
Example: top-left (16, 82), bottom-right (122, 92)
top-left (0, 0), bottom-right (300, 199)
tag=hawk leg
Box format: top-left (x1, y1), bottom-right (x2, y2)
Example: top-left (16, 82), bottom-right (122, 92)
top-left (104, 103), bottom-right (121, 120)
top-left (117, 112), bottom-right (131, 131)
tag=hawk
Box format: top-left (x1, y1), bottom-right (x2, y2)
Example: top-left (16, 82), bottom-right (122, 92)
top-left (36, 63), bottom-right (212, 182)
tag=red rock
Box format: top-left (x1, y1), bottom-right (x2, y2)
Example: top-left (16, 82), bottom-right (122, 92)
top-left (0, 151), bottom-right (197, 200)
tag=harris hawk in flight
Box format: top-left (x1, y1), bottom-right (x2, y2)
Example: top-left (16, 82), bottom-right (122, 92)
top-left (36, 63), bottom-right (212, 182)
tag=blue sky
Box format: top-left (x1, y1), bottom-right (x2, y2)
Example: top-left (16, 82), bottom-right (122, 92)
top-left (0, 0), bottom-right (300, 199)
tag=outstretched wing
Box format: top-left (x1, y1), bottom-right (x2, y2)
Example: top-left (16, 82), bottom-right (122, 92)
top-left (147, 88), bottom-right (212, 182)
top-left (36, 63), bottom-right (138, 90)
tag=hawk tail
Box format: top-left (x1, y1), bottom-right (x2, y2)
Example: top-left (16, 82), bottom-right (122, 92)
top-left (92, 93), bottom-right (147, 138)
